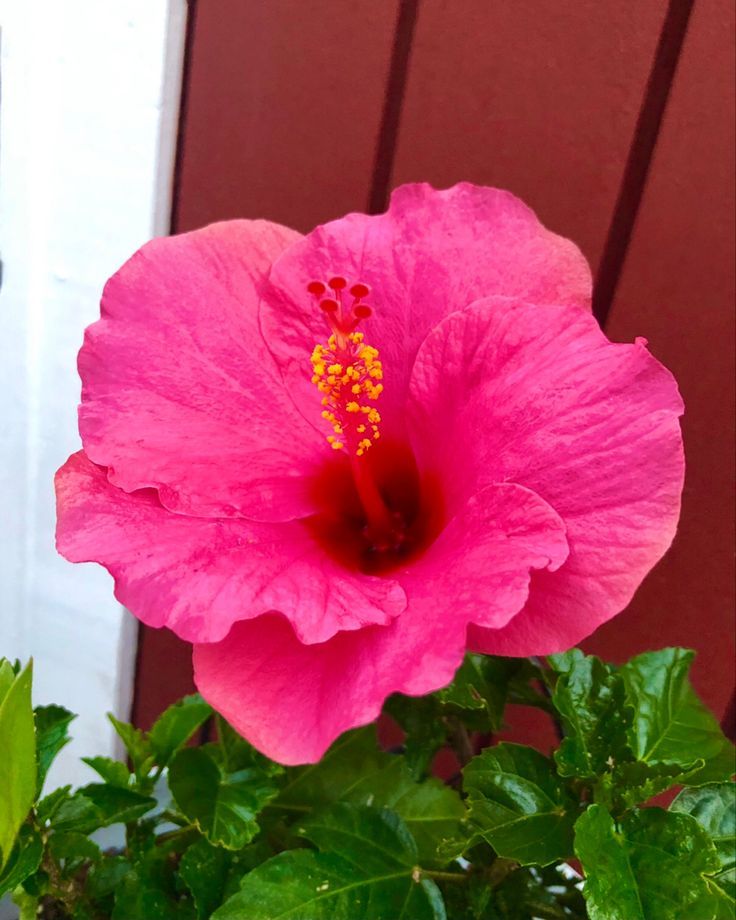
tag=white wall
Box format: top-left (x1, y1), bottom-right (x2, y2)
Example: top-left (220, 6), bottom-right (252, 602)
top-left (0, 0), bottom-right (187, 788)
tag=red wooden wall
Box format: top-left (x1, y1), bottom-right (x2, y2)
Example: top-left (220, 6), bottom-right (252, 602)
top-left (133, 0), bottom-right (735, 733)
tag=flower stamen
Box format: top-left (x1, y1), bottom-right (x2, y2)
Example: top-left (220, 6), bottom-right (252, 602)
top-left (308, 276), bottom-right (396, 542)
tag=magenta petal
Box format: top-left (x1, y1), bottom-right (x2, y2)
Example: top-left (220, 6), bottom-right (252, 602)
top-left (55, 452), bottom-right (405, 644)
top-left (78, 219), bottom-right (327, 523)
top-left (260, 182), bottom-right (592, 439)
top-left (408, 297), bottom-right (685, 652)
top-left (193, 482), bottom-right (568, 764)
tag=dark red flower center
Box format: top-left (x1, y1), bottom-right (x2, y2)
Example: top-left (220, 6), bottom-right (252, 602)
top-left (306, 439), bottom-right (445, 575)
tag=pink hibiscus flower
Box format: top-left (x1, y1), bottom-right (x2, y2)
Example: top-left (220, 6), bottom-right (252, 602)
top-left (55, 183), bottom-right (684, 765)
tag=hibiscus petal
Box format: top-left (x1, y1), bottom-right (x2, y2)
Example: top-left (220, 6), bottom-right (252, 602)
top-left (55, 452), bottom-right (405, 644)
top-left (78, 219), bottom-right (327, 522)
top-left (408, 297), bottom-right (684, 652)
top-left (193, 482), bottom-right (568, 764)
top-left (261, 182), bottom-right (592, 440)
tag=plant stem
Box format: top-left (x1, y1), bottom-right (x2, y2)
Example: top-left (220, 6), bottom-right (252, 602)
top-left (422, 869), bottom-right (468, 883)
top-left (447, 717), bottom-right (474, 767)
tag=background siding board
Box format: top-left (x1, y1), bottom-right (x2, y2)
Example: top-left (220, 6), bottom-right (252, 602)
top-left (135, 0), bottom-right (735, 732)
top-left (581, 0), bottom-right (736, 719)
top-left (174, 0), bottom-right (403, 234)
top-left (391, 0), bottom-right (668, 274)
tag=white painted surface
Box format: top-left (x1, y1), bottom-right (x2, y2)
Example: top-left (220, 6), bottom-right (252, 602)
top-left (0, 0), bottom-right (187, 789)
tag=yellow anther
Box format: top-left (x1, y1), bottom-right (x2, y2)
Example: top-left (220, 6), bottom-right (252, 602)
top-left (310, 315), bottom-right (383, 456)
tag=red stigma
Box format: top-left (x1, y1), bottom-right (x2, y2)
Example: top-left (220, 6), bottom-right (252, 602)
top-left (350, 282), bottom-right (370, 299)
top-left (307, 280), bottom-right (326, 296)
top-left (328, 276), bottom-right (348, 291)
top-left (354, 304), bottom-right (372, 319)
top-left (320, 298), bottom-right (339, 313)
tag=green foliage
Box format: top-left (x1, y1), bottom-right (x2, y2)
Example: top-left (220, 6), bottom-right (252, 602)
top-left (574, 805), bottom-right (720, 919)
top-left (0, 660), bottom-right (36, 871)
top-left (213, 805), bottom-right (447, 919)
top-left (169, 746), bottom-right (279, 849)
top-left (621, 648), bottom-right (735, 783)
top-left (671, 783), bottom-right (736, 916)
top-left (0, 647), bottom-right (732, 919)
top-left (464, 743), bottom-right (579, 866)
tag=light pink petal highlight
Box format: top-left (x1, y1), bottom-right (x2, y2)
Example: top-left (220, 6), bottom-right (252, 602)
top-left (408, 297), bottom-right (685, 652)
top-left (194, 482), bottom-right (568, 764)
top-left (78, 219), bottom-right (327, 523)
top-left (261, 182), bottom-right (592, 440)
top-left (55, 452), bottom-right (405, 644)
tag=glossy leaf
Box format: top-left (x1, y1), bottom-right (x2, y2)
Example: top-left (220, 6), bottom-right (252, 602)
top-left (180, 837), bottom-right (231, 920)
top-left (48, 832), bottom-right (101, 874)
top-left (216, 715), bottom-right (284, 777)
top-left (0, 661), bottom-right (36, 871)
top-left (672, 783), bottom-right (736, 914)
top-left (463, 743), bottom-right (578, 866)
top-left (341, 758), bottom-right (466, 865)
top-left (112, 849), bottom-right (195, 920)
top-left (273, 727), bottom-right (392, 812)
top-left (548, 650), bottom-right (631, 779)
top-left (596, 758), bottom-right (705, 814)
top-left (440, 654), bottom-right (532, 731)
top-left (149, 693), bottom-right (212, 767)
top-left (213, 805), bottom-right (446, 919)
top-left (575, 804), bottom-right (719, 920)
top-left (51, 784), bottom-right (155, 833)
top-left (107, 713), bottom-right (152, 776)
top-left (169, 746), bottom-right (278, 849)
top-left (81, 755), bottom-right (132, 788)
top-left (0, 826), bottom-right (43, 899)
top-left (0, 660), bottom-right (16, 706)
top-left (621, 648), bottom-right (735, 782)
top-left (383, 694), bottom-right (447, 779)
top-left (34, 704), bottom-right (75, 793)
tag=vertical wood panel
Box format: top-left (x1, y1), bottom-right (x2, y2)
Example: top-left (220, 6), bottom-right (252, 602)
top-left (134, 0), bottom-right (401, 727)
top-left (582, 0), bottom-right (736, 717)
top-left (392, 0), bottom-right (668, 271)
top-left (175, 0), bottom-right (401, 234)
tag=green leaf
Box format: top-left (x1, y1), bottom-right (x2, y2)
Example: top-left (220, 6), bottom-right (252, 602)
top-left (596, 759), bottom-right (705, 813)
top-left (0, 826), bottom-right (43, 899)
top-left (51, 784), bottom-right (155, 833)
top-left (169, 746), bottom-right (278, 849)
top-left (108, 713), bottom-right (152, 776)
top-left (213, 804), bottom-right (447, 919)
top-left (81, 755), bottom-right (132, 788)
top-left (341, 758), bottom-right (466, 865)
top-left (216, 715), bottom-right (284, 777)
top-left (78, 783), bottom-right (157, 825)
top-left (439, 654), bottom-right (531, 731)
top-left (85, 855), bottom-right (132, 899)
top-left (383, 694), bottom-right (447, 779)
top-left (180, 837), bottom-right (231, 920)
top-left (548, 650), bottom-right (631, 779)
top-left (112, 848), bottom-right (195, 920)
top-left (621, 648), bottom-right (735, 781)
top-left (0, 660), bottom-right (36, 871)
top-left (0, 659), bottom-right (16, 704)
top-left (274, 727), bottom-right (392, 813)
top-left (48, 832), bottom-right (101, 874)
top-left (36, 786), bottom-right (72, 824)
top-left (672, 783), bottom-right (736, 914)
top-left (149, 693), bottom-right (212, 767)
top-left (34, 704), bottom-right (75, 793)
top-left (463, 743), bottom-right (578, 866)
top-left (574, 804), bottom-right (719, 920)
